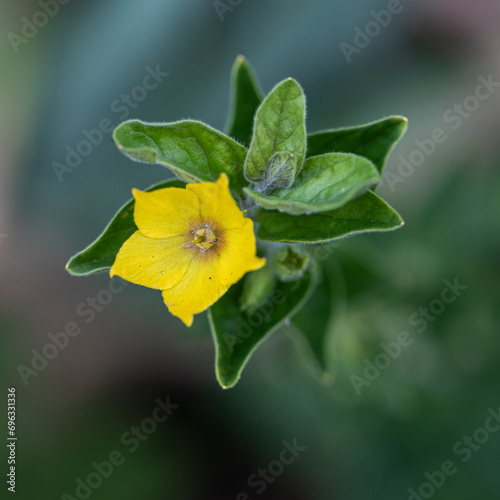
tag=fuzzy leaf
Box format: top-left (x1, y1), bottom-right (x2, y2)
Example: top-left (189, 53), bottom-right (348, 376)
top-left (113, 120), bottom-right (248, 189)
top-left (66, 179), bottom-right (185, 276)
top-left (209, 268), bottom-right (317, 388)
top-left (244, 153), bottom-right (380, 214)
top-left (256, 191), bottom-right (404, 243)
top-left (224, 55), bottom-right (263, 146)
top-left (244, 78), bottom-right (306, 187)
top-left (307, 116), bottom-right (408, 175)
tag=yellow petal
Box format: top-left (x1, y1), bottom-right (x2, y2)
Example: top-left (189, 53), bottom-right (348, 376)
top-left (162, 220), bottom-right (265, 327)
top-left (110, 231), bottom-right (191, 290)
top-left (112, 174), bottom-right (266, 327)
top-left (162, 252), bottom-right (225, 327)
top-left (218, 219), bottom-right (266, 286)
top-left (133, 187), bottom-right (201, 239)
top-left (187, 173), bottom-right (245, 230)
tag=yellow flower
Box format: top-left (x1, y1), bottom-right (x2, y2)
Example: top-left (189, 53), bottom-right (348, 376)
top-left (110, 174), bottom-right (266, 326)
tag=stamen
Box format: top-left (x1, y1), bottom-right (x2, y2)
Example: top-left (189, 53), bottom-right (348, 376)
top-left (183, 223), bottom-right (218, 252)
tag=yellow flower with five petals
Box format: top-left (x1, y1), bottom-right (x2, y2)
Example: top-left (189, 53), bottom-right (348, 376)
top-left (110, 174), bottom-right (266, 326)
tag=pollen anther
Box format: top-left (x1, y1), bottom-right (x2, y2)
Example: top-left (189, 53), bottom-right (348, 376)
top-left (184, 223), bottom-right (217, 252)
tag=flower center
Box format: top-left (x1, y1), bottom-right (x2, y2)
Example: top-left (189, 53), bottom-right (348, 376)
top-left (184, 223), bottom-right (217, 253)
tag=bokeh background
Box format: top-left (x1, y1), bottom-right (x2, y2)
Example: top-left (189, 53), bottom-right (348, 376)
top-left (1, 0), bottom-right (500, 498)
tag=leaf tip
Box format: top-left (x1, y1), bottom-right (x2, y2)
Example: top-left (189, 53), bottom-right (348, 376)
top-left (65, 262), bottom-right (80, 277)
top-left (393, 115), bottom-right (409, 131)
top-left (218, 377), bottom-right (237, 390)
top-left (65, 255), bottom-right (77, 274)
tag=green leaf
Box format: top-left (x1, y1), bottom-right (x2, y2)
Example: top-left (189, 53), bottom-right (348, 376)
top-left (66, 179), bottom-right (186, 276)
top-left (244, 153), bottom-right (380, 214)
top-left (291, 268), bottom-right (335, 378)
top-left (113, 119), bottom-right (248, 189)
top-left (244, 78), bottom-right (307, 187)
top-left (307, 116), bottom-right (408, 175)
top-left (209, 268), bottom-right (317, 388)
top-left (256, 190), bottom-right (404, 244)
top-left (224, 55), bottom-right (263, 147)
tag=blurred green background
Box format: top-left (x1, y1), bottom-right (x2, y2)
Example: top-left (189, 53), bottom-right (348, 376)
top-left (1, 0), bottom-right (500, 498)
